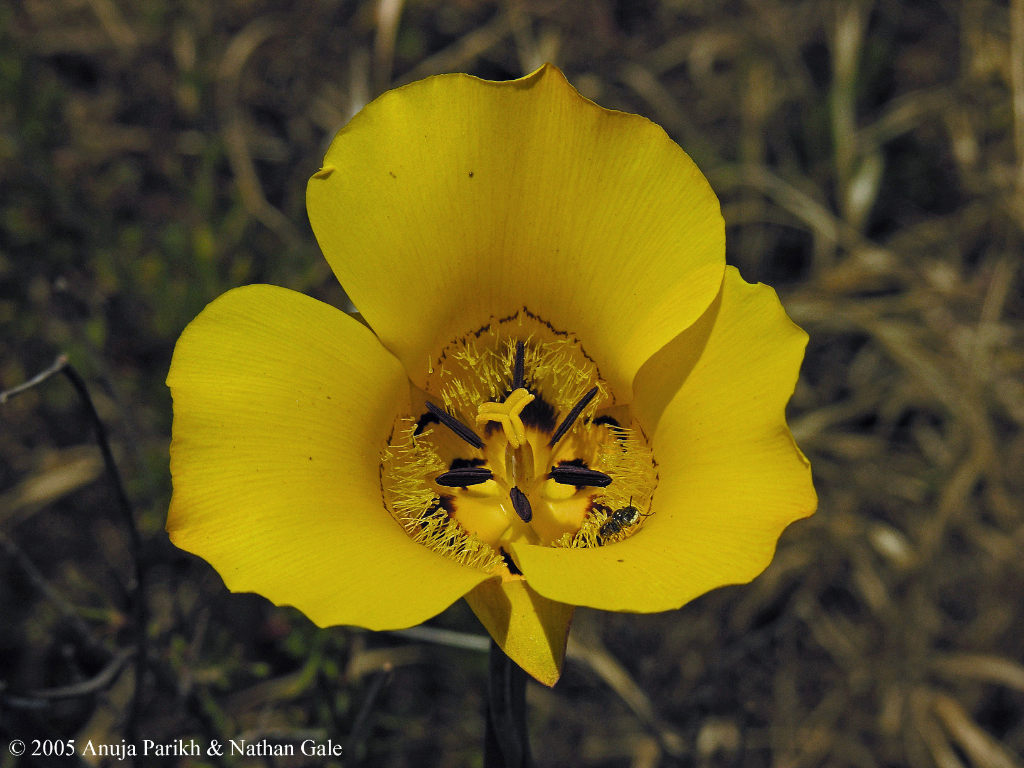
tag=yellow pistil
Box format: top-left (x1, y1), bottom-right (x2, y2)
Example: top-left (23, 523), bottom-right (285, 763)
top-left (475, 387), bottom-right (534, 448)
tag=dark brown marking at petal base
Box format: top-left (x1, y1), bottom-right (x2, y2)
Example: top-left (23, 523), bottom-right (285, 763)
top-left (500, 548), bottom-right (522, 575)
top-left (518, 391), bottom-right (556, 432)
top-left (450, 457), bottom-right (486, 470)
top-left (509, 486), bottom-right (533, 522)
top-left (425, 495), bottom-right (455, 520)
top-left (414, 410), bottom-right (441, 435)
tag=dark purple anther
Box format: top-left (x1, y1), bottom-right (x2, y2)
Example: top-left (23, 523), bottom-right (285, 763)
top-left (435, 467), bottom-right (494, 487)
top-left (509, 486), bottom-right (533, 522)
top-left (512, 341), bottom-right (525, 390)
top-left (548, 386), bottom-right (599, 447)
top-left (549, 465), bottom-right (613, 487)
top-left (424, 401), bottom-right (485, 449)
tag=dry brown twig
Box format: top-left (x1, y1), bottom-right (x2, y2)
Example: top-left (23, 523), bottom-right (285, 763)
top-left (0, 354), bottom-right (147, 738)
top-left (0, 354), bottom-right (69, 404)
top-left (568, 614), bottom-right (687, 760)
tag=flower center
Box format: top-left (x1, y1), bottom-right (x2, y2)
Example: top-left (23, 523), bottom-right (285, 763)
top-left (381, 312), bottom-right (657, 576)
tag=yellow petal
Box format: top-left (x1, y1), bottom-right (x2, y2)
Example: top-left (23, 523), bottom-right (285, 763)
top-left (464, 578), bottom-right (574, 687)
top-left (307, 64), bottom-right (724, 403)
top-left (167, 285), bottom-right (488, 630)
top-left (629, 283), bottom-right (722, 438)
top-left (511, 268), bottom-right (815, 611)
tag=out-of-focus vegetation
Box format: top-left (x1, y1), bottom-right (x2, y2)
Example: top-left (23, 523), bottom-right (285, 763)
top-left (2, 0), bottom-right (1023, 765)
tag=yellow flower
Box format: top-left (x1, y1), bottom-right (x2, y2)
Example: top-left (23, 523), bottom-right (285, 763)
top-left (166, 65), bottom-right (816, 686)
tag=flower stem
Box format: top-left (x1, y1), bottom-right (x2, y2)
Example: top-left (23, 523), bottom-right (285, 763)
top-left (60, 363), bottom-right (148, 742)
top-left (484, 639), bottom-right (533, 768)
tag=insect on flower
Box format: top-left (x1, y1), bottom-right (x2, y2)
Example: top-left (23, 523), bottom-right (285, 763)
top-left (594, 497), bottom-right (650, 543)
top-left (166, 64), bottom-right (817, 686)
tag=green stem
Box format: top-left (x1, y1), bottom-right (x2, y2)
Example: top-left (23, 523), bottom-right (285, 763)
top-left (484, 640), bottom-right (533, 768)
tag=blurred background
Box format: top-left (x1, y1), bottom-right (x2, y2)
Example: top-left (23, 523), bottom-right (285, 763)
top-left (2, 0), bottom-right (1023, 765)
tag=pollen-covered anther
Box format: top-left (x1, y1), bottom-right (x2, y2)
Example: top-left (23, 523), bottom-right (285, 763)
top-left (475, 387), bottom-right (534, 448)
